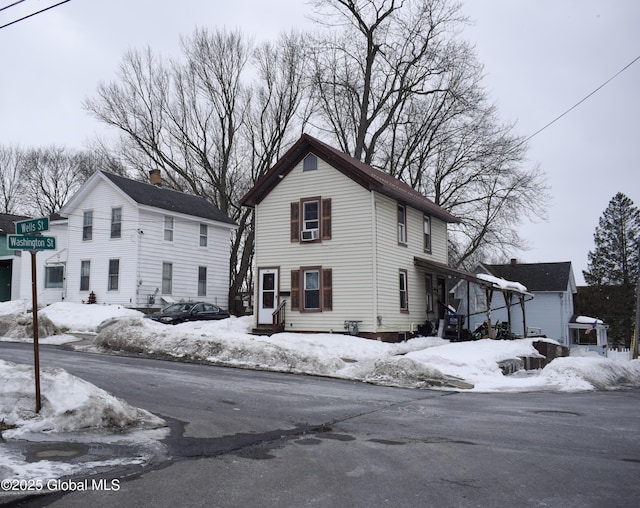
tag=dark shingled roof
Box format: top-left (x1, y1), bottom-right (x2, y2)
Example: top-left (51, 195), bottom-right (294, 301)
top-left (241, 133), bottom-right (459, 224)
top-left (101, 172), bottom-right (236, 226)
top-left (484, 262), bottom-right (574, 292)
top-left (0, 213), bottom-right (29, 235)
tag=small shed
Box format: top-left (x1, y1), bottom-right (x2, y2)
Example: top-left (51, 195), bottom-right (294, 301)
top-left (568, 315), bottom-right (608, 356)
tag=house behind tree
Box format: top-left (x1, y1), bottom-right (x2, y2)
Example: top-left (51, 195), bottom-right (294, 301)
top-left (241, 134), bottom-right (462, 341)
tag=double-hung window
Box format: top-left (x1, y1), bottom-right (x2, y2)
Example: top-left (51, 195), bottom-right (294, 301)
top-left (80, 260), bottom-right (90, 291)
top-left (423, 214), bottom-right (431, 252)
top-left (108, 259), bottom-right (119, 291)
top-left (82, 211), bottom-right (93, 241)
top-left (162, 262), bottom-right (172, 294)
top-left (399, 269), bottom-right (409, 312)
top-left (199, 224), bottom-right (208, 247)
top-left (291, 267), bottom-right (332, 312)
top-left (198, 266), bottom-right (207, 296)
top-left (111, 207), bottom-right (122, 238)
top-left (164, 217), bottom-right (174, 241)
top-left (304, 270), bottom-right (320, 310)
top-left (397, 205), bottom-right (407, 244)
top-left (303, 200), bottom-right (319, 231)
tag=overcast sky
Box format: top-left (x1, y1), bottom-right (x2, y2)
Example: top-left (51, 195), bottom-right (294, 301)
top-left (1, 0), bottom-right (638, 285)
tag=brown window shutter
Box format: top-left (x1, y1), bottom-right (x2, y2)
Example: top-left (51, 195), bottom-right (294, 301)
top-left (321, 198), bottom-right (331, 240)
top-left (322, 268), bottom-right (332, 311)
top-left (291, 270), bottom-right (300, 311)
top-left (291, 202), bottom-right (300, 242)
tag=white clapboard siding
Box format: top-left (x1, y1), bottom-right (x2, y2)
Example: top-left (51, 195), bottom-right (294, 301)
top-left (56, 175), bottom-right (233, 309)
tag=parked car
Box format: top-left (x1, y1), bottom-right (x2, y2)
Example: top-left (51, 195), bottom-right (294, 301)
top-left (146, 302), bottom-right (229, 324)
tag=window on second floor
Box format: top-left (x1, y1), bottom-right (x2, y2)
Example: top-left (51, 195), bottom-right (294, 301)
top-left (423, 214), bottom-right (431, 252)
top-left (397, 205), bottom-right (407, 244)
top-left (82, 211), bottom-right (93, 241)
top-left (199, 224), bottom-right (208, 247)
top-left (290, 198), bottom-right (332, 243)
top-left (303, 200), bottom-right (319, 232)
top-left (164, 216), bottom-right (174, 241)
top-left (111, 207), bottom-right (122, 238)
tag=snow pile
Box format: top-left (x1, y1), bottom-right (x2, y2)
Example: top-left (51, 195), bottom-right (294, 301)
top-left (53, 301), bottom-right (636, 393)
top-left (0, 359), bottom-right (165, 439)
top-left (39, 303), bottom-right (143, 333)
top-left (3, 302), bottom-right (640, 394)
top-left (0, 300), bottom-right (29, 315)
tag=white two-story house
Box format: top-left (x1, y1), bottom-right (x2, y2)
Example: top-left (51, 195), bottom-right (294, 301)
top-left (33, 170), bottom-right (237, 309)
top-left (241, 134), bottom-right (462, 342)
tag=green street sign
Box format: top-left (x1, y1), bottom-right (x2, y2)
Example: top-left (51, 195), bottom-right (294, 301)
top-left (15, 217), bottom-right (49, 235)
top-left (7, 234), bottom-right (56, 251)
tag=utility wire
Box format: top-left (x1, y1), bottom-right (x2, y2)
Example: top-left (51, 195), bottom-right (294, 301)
top-left (525, 53), bottom-right (640, 142)
top-left (0, 0), bottom-right (27, 13)
top-left (0, 0), bottom-right (71, 30)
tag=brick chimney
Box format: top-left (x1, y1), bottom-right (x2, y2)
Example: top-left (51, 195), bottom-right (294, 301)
top-left (510, 258), bottom-right (517, 266)
top-left (149, 169), bottom-right (162, 186)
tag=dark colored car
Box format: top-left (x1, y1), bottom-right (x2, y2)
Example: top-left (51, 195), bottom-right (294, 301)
top-left (146, 302), bottom-right (229, 325)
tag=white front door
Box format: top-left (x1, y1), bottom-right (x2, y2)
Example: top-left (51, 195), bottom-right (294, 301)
top-left (258, 268), bottom-right (279, 325)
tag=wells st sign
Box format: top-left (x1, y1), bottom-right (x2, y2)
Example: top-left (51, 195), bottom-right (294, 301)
top-left (15, 217), bottom-right (49, 235)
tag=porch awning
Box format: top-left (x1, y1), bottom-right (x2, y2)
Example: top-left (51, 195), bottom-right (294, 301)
top-left (413, 257), bottom-right (485, 284)
top-left (414, 256), bottom-right (531, 296)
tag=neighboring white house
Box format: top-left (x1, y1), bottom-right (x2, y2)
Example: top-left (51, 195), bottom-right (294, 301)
top-left (241, 133), bottom-right (466, 342)
top-left (0, 213), bottom-right (28, 302)
top-left (453, 260), bottom-right (578, 345)
top-left (14, 170), bottom-right (237, 310)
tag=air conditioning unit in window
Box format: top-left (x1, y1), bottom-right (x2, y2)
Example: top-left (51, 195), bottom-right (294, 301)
top-left (301, 229), bottom-right (319, 241)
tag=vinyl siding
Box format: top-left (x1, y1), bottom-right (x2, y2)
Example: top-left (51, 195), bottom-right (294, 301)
top-left (255, 156), bottom-right (375, 332)
top-left (254, 156), bottom-right (452, 336)
top-left (373, 193), bottom-right (450, 334)
top-left (62, 177), bottom-right (233, 309)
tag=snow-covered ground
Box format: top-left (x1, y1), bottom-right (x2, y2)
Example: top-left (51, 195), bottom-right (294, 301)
top-left (1, 300), bottom-right (639, 488)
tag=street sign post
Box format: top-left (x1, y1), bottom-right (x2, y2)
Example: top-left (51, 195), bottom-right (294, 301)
top-left (10, 217), bottom-right (53, 414)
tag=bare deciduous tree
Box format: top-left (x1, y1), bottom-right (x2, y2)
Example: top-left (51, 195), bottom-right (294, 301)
top-left (21, 146), bottom-right (97, 217)
top-left (0, 145), bottom-right (26, 214)
top-left (308, 0), bottom-right (549, 266)
top-left (84, 28), bottom-right (308, 308)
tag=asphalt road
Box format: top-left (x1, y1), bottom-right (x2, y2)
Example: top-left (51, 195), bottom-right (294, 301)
top-left (1, 343), bottom-right (639, 507)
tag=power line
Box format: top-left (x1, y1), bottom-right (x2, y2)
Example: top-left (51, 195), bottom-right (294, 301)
top-left (0, 1), bottom-right (27, 14)
top-left (525, 53), bottom-right (640, 142)
top-left (0, 0), bottom-right (71, 31)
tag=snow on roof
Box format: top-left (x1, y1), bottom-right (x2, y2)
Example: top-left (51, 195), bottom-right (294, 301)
top-left (476, 273), bottom-right (528, 294)
top-left (575, 316), bottom-right (604, 325)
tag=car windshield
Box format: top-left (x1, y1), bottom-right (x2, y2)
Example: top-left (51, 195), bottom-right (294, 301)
top-left (163, 303), bottom-right (193, 313)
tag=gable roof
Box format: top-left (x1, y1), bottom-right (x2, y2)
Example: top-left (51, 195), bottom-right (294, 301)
top-left (483, 262), bottom-right (575, 293)
top-left (241, 134), bottom-right (460, 223)
top-left (63, 171), bottom-right (236, 226)
top-left (0, 213), bottom-right (29, 235)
